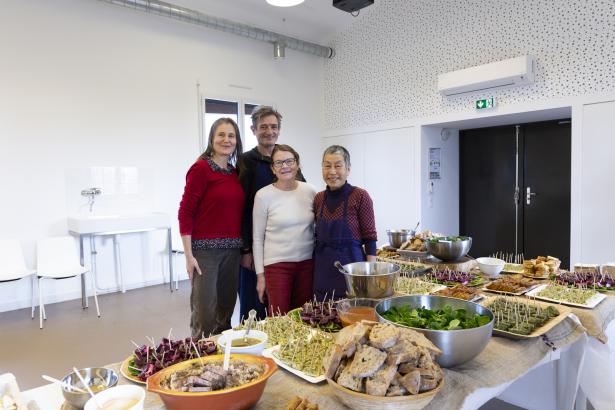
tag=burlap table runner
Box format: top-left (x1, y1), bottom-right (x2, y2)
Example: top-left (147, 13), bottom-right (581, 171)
top-left (98, 316), bottom-right (584, 410)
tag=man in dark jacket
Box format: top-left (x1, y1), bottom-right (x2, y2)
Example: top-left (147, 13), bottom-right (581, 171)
top-left (237, 106), bottom-right (305, 320)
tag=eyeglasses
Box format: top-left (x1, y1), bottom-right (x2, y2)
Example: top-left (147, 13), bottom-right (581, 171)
top-left (272, 158), bottom-right (296, 168)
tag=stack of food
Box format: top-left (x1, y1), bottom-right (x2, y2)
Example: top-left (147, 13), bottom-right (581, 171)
top-left (377, 249), bottom-right (400, 259)
top-left (485, 276), bottom-right (537, 294)
top-left (292, 299), bottom-right (342, 332)
top-left (523, 256), bottom-right (560, 277)
top-left (399, 230), bottom-right (442, 252)
top-left (162, 360), bottom-right (264, 392)
top-left (322, 321), bottom-right (443, 397)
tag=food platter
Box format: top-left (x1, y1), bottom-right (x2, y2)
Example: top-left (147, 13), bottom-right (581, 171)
top-left (501, 263), bottom-right (525, 274)
top-left (481, 297), bottom-right (572, 340)
top-left (482, 277), bottom-right (540, 296)
top-left (119, 355), bottom-right (145, 385)
top-left (262, 346), bottom-right (325, 384)
top-left (431, 285), bottom-right (484, 302)
top-left (526, 284), bottom-right (607, 309)
top-left (396, 248), bottom-right (430, 260)
top-left (482, 285), bottom-right (538, 296)
top-left (522, 272), bottom-right (550, 280)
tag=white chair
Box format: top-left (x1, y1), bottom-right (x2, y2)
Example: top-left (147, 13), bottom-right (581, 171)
top-left (0, 239), bottom-right (36, 317)
top-left (36, 236), bottom-right (100, 329)
top-left (170, 228), bottom-right (185, 290)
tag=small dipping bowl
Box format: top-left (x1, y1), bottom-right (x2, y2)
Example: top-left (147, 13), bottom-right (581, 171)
top-left (476, 257), bottom-right (505, 278)
top-left (336, 298), bottom-right (380, 327)
top-left (218, 329), bottom-right (268, 356)
top-left (61, 367), bottom-right (119, 409)
top-left (84, 385), bottom-right (146, 410)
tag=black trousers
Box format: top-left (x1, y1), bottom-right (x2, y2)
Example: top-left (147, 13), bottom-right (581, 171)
top-left (190, 248), bottom-right (240, 338)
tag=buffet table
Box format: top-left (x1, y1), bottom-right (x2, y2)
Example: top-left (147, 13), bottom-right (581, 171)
top-left (24, 315), bottom-right (589, 410)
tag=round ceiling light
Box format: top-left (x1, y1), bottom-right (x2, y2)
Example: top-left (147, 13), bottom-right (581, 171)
top-left (266, 0), bottom-right (305, 6)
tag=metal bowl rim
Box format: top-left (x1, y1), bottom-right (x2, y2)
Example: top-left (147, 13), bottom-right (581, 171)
top-left (375, 295), bottom-right (494, 333)
top-left (61, 367), bottom-right (119, 394)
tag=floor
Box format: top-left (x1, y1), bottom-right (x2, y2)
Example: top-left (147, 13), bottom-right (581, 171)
top-left (0, 281), bottom-right (521, 409)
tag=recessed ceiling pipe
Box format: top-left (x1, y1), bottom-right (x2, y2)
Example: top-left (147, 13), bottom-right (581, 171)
top-left (98, 0), bottom-right (335, 59)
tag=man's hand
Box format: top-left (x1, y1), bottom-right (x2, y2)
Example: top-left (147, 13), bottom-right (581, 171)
top-left (241, 253), bottom-right (255, 271)
top-left (186, 255), bottom-right (203, 282)
top-left (256, 273), bottom-right (266, 303)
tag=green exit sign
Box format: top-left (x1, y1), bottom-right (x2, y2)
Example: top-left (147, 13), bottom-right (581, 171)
top-left (475, 98), bottom-right (495, 110)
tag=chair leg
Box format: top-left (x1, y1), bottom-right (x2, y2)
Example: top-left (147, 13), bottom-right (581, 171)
top-left (31, 275), bottom-right (35, 319)
top-left (39, 278), bottom-right (43, 329)
top-left (174, 254), bottom-right (179, 291)
top-left (90, 273), bottom-right (101, 317)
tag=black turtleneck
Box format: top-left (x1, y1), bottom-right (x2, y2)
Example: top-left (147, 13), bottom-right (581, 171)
top-left (325, 182), bottom-right (352, 213)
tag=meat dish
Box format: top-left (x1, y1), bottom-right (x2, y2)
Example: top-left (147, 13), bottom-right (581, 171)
top-left (162, 360), bottom-right (264, 392)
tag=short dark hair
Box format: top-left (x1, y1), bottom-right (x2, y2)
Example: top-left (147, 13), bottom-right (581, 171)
top-left (251, 106), bottom-right (282, 129)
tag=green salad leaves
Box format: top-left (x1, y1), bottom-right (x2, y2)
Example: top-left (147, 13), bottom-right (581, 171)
top-left (381, 305), bottom-right (491, 330)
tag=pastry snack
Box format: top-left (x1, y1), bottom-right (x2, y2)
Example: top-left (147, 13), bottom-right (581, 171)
top-left (523, 256), bottom-right (560, 277)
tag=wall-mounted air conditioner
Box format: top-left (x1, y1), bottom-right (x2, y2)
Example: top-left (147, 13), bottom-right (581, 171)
top-left (437, 55), bottom-right (535, 96)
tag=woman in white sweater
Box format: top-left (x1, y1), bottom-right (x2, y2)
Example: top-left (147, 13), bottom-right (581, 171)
top-left (252, 144), bottom-right (316, 314)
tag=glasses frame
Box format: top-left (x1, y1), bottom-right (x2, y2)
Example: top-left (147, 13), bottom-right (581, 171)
top-left (272, 158), bottom-right (297, 168)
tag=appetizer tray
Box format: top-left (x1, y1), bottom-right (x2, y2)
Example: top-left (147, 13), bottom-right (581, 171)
top-left (522, 272), bottom-right (550, 280)
top-left (501, 263), bottom-right (525, 274)
top-left (482, 283), bottom-right (539, 296)
top-left (396, 249), bottom-right (430, 260)
top-left (120, 355), bottom-right (145, 385)
top-left (526, 284), bottom-right (607, 309)
top-left (262, 345), bottom-right (325, 384)
top-left (431, 286), bottom-right (484, 302)
top-left (481, 297), bottom-right (572, 340)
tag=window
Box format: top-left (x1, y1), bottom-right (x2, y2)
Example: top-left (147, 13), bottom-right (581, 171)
top-left (202, 99), bottom-right (265, 155)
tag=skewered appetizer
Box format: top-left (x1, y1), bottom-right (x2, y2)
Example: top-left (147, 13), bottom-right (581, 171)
top-left (394, 276), bottom-right (442, 295)
top-left (536, 283), bottom-right (599, 305)
top-left (486, 297), bottom-right (560, 335)
top-left (555, 270), bottom-right (614, 291)
top-left (485, 276), bottom-right (537, 294)
top-left (433, 284), bottom-right (481, 301)
top-left (425, 269), bottom-right (482, 287)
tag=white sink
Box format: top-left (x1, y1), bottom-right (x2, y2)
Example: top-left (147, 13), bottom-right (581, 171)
top-left (67, 212), bottom-right (170, 234)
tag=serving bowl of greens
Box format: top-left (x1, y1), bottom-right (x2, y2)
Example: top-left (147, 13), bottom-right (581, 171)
top-left (426, 236), bottom-right (472, 261)
top-left (375, 295), bottom-right (493, 367)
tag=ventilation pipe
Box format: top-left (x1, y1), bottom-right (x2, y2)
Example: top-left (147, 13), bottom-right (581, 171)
top-left (99, 0), bottom-right (335, 59)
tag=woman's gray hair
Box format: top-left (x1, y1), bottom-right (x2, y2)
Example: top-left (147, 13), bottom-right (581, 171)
top-left (322, 145), bottom-right (351, 167)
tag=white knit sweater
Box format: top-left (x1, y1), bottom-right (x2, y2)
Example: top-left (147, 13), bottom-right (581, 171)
top-left (252, 181), bottom-right (316, 274)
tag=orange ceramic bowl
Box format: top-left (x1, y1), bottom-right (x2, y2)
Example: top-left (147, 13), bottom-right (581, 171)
top-left (146, 354), bottom-right (277, 410)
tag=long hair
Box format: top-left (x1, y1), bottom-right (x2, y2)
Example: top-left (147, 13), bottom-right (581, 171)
top-left (199, 117), bottom-right (243, 165)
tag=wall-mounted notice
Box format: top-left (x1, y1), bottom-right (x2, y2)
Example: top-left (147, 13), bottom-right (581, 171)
top-left (429, 148), bottom-right (441, 179)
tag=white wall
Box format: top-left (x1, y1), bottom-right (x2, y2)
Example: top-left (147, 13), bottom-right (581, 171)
top-left (0, 0), bottom-right (324, 312)
top-left (420, 127), bottom-right (459, 235)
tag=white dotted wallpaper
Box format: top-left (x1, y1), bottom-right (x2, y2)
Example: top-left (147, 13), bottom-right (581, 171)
top-left (324, 0), bottom-right (615, 130)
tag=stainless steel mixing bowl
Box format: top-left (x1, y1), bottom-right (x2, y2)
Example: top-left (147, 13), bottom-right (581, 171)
top-left (61, 367), bottom-right (119, 408)
top-left (375, 295), bottom-right (493, 367)
top-left (386, 229), bottom-right (414, 248)
top-left (342, 262), bottom-right (400, 299)
top-left (426, 237), bottom-right (472, 261)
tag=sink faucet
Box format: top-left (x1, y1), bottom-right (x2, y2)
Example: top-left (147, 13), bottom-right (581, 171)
top-left (81, 187), bottom-right (102, 212)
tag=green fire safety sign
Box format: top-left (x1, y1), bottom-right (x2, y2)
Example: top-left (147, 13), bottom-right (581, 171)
top-left (475, 98), bottom-right (495, 109)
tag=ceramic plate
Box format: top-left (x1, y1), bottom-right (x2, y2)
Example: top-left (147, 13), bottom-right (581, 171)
top-left (119, 356), bottom-right (145, 385)
top-left (262, 346), bottom-right (325, 384)
top-left (525, 284), bottom-right (607, 309)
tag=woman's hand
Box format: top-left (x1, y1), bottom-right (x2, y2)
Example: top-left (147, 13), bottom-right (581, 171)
top-left (256, 273), bottom-right (266, 303)
top-left (241, 253), bottom-right (255, 271)
top-left (186, 255), bottom-right (203, 282)
top-left (366, 254), bottom-right (377, 262)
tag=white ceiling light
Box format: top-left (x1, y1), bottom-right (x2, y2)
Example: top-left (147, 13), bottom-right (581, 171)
top-left (266, 0), bottom-right (305, 7)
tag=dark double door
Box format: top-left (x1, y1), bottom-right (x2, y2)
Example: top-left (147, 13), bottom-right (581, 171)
top-left (459, 120), bottom-right (571, 268)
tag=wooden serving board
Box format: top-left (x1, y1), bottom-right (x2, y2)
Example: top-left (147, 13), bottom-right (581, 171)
top-left (481, 296), bottom-right (572, 340)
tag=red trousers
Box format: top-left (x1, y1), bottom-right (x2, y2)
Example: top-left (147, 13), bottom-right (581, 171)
top-left (264, 259), bottom-right (314, 315)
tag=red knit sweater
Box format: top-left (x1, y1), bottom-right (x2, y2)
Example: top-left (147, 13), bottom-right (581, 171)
top-left (178, 158), bottom-right (245, 241)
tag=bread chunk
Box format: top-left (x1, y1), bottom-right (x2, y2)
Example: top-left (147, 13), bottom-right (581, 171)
top-left (398, 328), bottom-right (442, 355)
top-left (365, 364), bottom-right (397, 396)
top-left (399, 369), bottom-right (421, 395)
top-left (348, 345), bottom-right (387, 378)
top-left (386, 339), bottom-right (420, 366)
top-left (337, 361), bottom-right (363, 391)
top-left (322, 344), bottom-right (344, 379)
top-left (369, 323), bottom-right (400, 349)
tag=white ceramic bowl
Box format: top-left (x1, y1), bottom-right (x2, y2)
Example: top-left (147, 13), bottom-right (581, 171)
top-left (476, 257), bottom-right (505, 278)
top-left (218, 329), bottom-right (268, 355)
top-left (84, 385), bottom-right (145, 410)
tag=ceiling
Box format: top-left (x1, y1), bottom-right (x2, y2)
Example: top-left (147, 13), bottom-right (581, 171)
top-left (171, 0), bottom-right (371, 44)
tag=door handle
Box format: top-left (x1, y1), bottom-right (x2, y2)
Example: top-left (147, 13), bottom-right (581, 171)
top-left (526, 187), bottom-right (537, 205)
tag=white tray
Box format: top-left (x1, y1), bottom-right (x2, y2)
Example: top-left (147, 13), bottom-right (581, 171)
top-left (526, 284), bottom-right (607, 309)
top-left (482, 283), bottom-right (539, 296)
top-left (262, 346), bottom-right (325, 384)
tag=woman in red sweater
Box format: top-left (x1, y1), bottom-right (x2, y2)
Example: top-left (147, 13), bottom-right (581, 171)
top-left (178, 118), bottom-right (245, 338)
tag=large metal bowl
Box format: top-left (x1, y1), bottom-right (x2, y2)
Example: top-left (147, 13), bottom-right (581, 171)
top-left (61, 367), bottom-right (119, 408)
top-left (386, 229), bottom-right (414, 248)
top-left (342, 262), bottom-right (400, 299)
top-left (375, 295), bottom-right (493, 367)
top-left (426, 237), bottom-right (472, 261)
